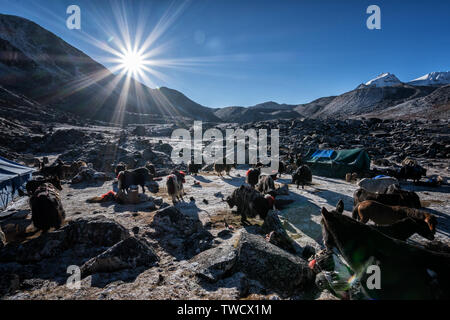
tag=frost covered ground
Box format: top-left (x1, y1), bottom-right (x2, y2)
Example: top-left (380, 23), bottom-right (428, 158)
top-left (2, 162), bottom-right (449, 300)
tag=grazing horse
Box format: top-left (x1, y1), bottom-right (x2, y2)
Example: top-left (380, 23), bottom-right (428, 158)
top-left (353, 187), bottom-right (421, 208)
top-left (371, 218), bottom-right (435, 241)
top-left (352, 200), bottom-right (437, 234)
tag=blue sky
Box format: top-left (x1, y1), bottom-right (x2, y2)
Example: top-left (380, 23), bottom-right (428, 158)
top-left (0, 0), bottom-right (449, 108)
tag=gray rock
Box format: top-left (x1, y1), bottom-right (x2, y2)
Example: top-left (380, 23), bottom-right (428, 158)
top-left (261, 210), bottom-right (296, 254)
top-left (235, 230), bottom-right (315, 295)
top-left (80, 236), bottom-right (159, 277)
top-left (274, 184), bottom-right (289, 196)
top-left (153, 197), bottom-right (163, 206)
top-left (0, 216), bottom-right (129, 263)
top-left (146, 181), bottom-right (159, 193)
top-left (151, 206), bottom-right (203, 236)
top-left (150, 206), bottom-right (213, 258)
top-left (190, 244), bottom-right (238, 283)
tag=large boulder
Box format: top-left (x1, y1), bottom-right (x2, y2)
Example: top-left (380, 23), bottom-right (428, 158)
top-left (234, 230), bottom-right (315, 295)
top-left (151, 206), bottom-right (203, 236)
top-left (190, 244), bottom-right (238, 283)
top-left (43, 129), bottom-right (87, 152)
top-left (64, 216), bottom-right (130, 247)
top-left (150, 206), bottom-right (213, 258)
top-left (80, 236), bottom-right (159, 277)
top-left (261, 210), bottom-right (297, 254)
top-left (0, 216), bottom-right (129, 263)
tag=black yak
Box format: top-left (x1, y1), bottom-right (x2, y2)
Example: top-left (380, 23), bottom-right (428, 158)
top-left (117, 167), bottom-right (153, 194)
top-left (26, 176), bottom-right (62, 195)
top-left (246, 168), bottom-right (261, 188)
top-left (114, 162), bottom-right (127, 176)
top-left (291, 165), bottom-right (312, 189)
top-left (256, 175), bottom-right (276, 196)
top-left (225, 185), bottom-right (275, 223)
top-left (30, 183), bottom-right (65, 232)
top-left (188, 161), bottom-right (202, 175)
top-left (398, 164), bottom-right (427, 183)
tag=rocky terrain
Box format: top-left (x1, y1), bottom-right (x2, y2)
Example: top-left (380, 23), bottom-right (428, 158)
top-left (0, 114), bottom-right (449, 300)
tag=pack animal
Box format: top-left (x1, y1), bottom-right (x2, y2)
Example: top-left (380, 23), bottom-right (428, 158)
top-left (246, 168), bottom-right (261, 188)
top-left (114, 162), bottom-right (127, 176)
top-left (291, 165), bottom-right (312, 189)
top-left (357, 177), bottom-right (398, 193)
top-left (256, 175), bottom-right (276, 196)
top-left (372, 218), bottom-right (435, 241)
top-left (398, 164), bottom-right (427, 183)
top-left (352, 200), bottom-right (437, 234)
top-left (166, 171), bottom-right (186, 204)
top-left (188, 161), bottom-right (202, 175)
top-left (26, 176), bottom-right (62, 195)
top-left (39, 161), bottom-right (65, 179)
top-left (321, 206), bottom-right (450, 300)
top-left (29, 183), bottom-right (65, 232)
top-left (353, 187), bottom-right (421, 208)
top-left (214, 160), bottom-right (236, 176)
top-left (117, 167), bottom-right (153, 193)
top-left (67, 161), bottom-right (87, 179)
top-left (226, 185), bottom-right (275, 223)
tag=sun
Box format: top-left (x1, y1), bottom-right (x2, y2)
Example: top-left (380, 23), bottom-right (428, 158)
top-left (119, 49), bottom-right (145, 75)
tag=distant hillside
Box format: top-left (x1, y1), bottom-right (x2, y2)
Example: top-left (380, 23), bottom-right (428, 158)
top-left (214, 102), bottom-right (300, 123)
top-left (305, 84), bottom-right (437, 119)
top-left (0, 14), bottom-right (220, 123)
top-left (363, 84), bottom-right (450, 120)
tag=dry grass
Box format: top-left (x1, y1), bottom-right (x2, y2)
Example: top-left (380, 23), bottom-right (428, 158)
top-left (421, 199), bottom-right (444, 207)
top-left (209, 208), bottom-right (264, 230)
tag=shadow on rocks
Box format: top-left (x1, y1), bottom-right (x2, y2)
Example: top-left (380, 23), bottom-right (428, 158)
top-left (146, 205), bottom-right (214, 260)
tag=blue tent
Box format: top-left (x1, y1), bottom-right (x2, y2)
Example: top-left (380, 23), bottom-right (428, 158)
top-left (0, 156), bottom-right (35, 209)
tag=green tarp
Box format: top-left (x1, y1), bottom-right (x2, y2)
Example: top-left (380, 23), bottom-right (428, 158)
top-left (304, 148), bottom-right (371, 179)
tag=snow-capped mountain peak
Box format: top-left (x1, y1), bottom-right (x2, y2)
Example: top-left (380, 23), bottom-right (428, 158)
top-left (408, 71), bottom-right (450, 86)
top-left (364, 72), bottom-right (402, 87)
